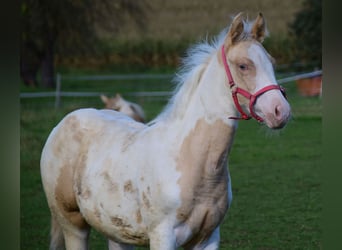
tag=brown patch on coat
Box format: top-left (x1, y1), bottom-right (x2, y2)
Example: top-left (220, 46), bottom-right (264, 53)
top-left (142, 192), bottom-right (151, 209)
top-left (102, 171), bottom-right (119, 192)
top-left (124, 180), bottom-right (133, 193)
top-left (176, 118), bottom-right (236, 246)
top-left (136, 210), bottom-right (142, 224)
top-left (55, 164), bottom-right (89, 229)
top-left (94, 208), bottom-right (102, 222)
top-left (54, 114), bottom-right (90, 230)
top-left (119, 232), bottom-right (149, 245)
top-left (111, 217), bottom-right (131, 228)
top-left (74, 153), bottom-right (88, 196)
top-left (110, 217), bottom-right (149, 245)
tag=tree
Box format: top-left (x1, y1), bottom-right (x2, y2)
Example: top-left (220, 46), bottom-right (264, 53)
top-left (289, 0), bottom-right (321, 67)
top-left (20, 0), bottom-right (148, 88)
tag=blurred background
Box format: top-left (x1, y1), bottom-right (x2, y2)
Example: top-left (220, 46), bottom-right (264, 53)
top-left (20, 0), bottom-right (321, 89)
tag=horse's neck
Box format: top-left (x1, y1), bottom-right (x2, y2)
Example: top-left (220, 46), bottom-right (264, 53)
top-left (161, 51), bottom-right (237, 125)
top-left (194, 54), bottom-right (237, 122)
top-left (162, 52), bottom-right (238, 164)
top-left (169, 51), bottom-right (237, 124)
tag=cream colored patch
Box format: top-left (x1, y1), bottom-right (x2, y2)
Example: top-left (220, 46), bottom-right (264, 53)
top-left (227, 41), bottom-right (257, 93)
top-left (54, 114), bottom-right (90, 230)
top-left (176, 118), bottom-right (235, 246)
top-left (55, 164), bottom-right (88, 229)
top-left (220, 40), bottom-right (277, 109)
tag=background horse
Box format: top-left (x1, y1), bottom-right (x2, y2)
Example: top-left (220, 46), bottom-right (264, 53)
top-left (101, 93), bottom-right (146, 123)
top-left (41, 12), bottom-right (290, 250)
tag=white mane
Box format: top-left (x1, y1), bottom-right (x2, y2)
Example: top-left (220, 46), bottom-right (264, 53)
top-left (149, 30), bottom-right (227, 124)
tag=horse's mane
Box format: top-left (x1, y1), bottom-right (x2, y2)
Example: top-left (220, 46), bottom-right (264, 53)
top-left (148, 16), bottom-right (261, 125)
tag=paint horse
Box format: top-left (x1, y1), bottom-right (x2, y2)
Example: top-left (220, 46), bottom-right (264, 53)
top-left (101, 93), bottom-right (146, 123)
top-left (41, 13), bottom-right (291, 250)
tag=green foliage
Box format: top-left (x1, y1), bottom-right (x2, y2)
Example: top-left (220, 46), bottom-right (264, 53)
top-left (21, 0), bottom-right (148, 57)
top-left (288, 0), bottom-right (322, 67)
top-left (56, 38), bottom-right (191, 71)
top-left (59, 36), bottom-right (300, 72)
top-left (20, 0), bottom-right (149, 88)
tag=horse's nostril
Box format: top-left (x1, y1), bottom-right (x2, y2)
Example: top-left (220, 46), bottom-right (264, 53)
top-left (275, 105), bottom-right (282, 119)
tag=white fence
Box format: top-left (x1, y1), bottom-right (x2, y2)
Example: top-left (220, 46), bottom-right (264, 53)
top-left (20, 70), bottom-right (322, 108)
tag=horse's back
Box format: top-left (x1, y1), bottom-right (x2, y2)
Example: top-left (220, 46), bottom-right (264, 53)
top-left (40, 108), bottom-right (147, 221)
top-left (41, 107), bottom-right (146, 171)
top-left (67, 108), bottom-right (146, 131)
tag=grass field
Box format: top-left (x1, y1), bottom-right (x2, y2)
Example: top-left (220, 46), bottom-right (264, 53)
top-left (20, 75), bottom-right (321, 249)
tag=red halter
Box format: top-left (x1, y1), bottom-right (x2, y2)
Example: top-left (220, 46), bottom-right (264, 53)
top-left (221, 45), bottom-right (286, 122)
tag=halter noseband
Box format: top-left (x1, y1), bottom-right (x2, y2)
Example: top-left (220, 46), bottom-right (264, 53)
top-left (221, 45), bottom-right (286, 122)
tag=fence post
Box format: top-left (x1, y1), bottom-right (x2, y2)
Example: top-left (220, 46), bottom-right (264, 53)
top-left (55, 73), bottom-right (61, 108)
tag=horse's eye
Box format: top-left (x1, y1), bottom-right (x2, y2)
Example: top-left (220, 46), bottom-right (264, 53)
top-left (239, 64), bottom-right (248, 71)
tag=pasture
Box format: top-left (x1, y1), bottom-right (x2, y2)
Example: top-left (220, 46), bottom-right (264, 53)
top-left (20, 75), bottom-right (321, 249)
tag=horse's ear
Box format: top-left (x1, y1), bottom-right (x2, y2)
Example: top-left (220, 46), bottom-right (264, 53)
top-left (251, 12), bottom-right (267, 43)
top-left (225, 12), bottom-right (245, 47)
top-left (100, 94), bottom-right (108, 104)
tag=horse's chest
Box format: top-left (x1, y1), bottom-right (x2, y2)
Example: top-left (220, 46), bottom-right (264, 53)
top-left (175, 190), bottom-right (229, 246)
top-left (174, 154), bottom-right (231, 245)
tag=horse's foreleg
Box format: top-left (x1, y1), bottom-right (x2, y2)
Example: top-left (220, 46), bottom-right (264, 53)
top-left (108, 239), bottom-right (134, 250)
top-left (149, 222), bottom-right (177, 250)
top-left (185, 227), bottom-right (220, 250)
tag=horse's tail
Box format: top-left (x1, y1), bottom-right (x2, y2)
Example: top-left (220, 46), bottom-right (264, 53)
top-left (49, 215), bottom-right (65, 250)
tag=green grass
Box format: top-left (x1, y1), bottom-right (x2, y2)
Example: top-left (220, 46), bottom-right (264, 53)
top-left (20, 78), bottom-right (321, 249)
top-left (222, 115), bottom-right (321, 249)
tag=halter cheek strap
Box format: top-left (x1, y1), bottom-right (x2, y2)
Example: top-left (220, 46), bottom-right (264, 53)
top-left (221, 45), bottom-right (286, 122)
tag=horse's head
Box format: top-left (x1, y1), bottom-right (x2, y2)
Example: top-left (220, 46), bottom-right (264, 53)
top-left (222, 12), bottom-right (291, 129)
top-left (100, 93), bottom-right (124, 111)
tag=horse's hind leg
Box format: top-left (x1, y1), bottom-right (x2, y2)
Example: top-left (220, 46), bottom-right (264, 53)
top-left (108, 239), bottom-right (134, 250)
top-left (50, 211), bottom-right (90, 250)
top-left (50, 215), bottom-right (65, 250)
